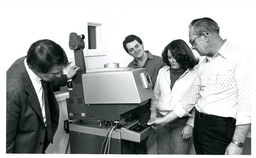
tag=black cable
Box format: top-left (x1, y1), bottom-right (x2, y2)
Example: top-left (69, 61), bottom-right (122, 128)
top-left (65, 139), bottom-right (70, 154)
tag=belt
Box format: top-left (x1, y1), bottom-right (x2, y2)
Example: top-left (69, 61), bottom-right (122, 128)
top-left (195, 109), bottom-right (235, 121)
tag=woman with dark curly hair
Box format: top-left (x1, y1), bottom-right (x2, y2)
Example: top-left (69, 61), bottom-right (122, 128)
top-left (149, 39), bottom-right (200, 154)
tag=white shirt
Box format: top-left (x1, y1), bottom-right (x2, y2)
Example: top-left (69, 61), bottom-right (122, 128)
top-left (151, 64), bottom-right (199, 127)
top-left (173, 41), bottom-right (251, 125)
top-left (24, 58), bottom-right (46, 123)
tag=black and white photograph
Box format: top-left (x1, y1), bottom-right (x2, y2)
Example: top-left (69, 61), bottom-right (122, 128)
top-left (2, 0), bottom-right (254, 155)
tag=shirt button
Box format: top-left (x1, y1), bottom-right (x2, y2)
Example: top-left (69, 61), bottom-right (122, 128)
top-left (40, 142), bottom-right (43, 145)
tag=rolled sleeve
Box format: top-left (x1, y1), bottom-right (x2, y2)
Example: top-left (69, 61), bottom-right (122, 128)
top-left (173, 103), bottom-right (190, 118)
top-left (186, 108), bottom-right (195, 128)
top-left (236, 110), bottom-right (251, 125)
top-left (235, 48), bottom-right (251, 125)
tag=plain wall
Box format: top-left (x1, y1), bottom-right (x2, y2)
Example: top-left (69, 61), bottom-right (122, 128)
top-left (2, 0), bottom-right (256, 71)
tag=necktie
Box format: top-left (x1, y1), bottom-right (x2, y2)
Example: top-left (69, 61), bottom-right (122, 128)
top-left (41, 80), bottom-right (54, 143)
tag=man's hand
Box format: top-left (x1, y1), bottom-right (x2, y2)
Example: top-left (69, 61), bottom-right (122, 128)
top-left (147, 117), bottom-right (164, 126)
top-left (66, 66), bottom-right (80, 79)
top-left (225, 142), bottom-right (243, 155)
top-left (225, 124), bottom-right (250, 155)
top-left (147, 110), bottom-right (179, 126)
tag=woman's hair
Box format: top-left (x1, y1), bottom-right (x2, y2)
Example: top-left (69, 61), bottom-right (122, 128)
top-left (26, 39), bottom-right (68, 73)
top-left (122, 34), bottom-right (143, 53)
top-left (162, 39), bottom-right (199, 69)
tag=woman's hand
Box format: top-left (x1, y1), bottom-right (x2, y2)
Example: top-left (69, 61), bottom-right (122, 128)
top-left (181, 124), bottom-right (193, 139)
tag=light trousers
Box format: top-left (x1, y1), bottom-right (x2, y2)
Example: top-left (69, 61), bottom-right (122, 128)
top-left (156, 114), bottom-right (190, 154)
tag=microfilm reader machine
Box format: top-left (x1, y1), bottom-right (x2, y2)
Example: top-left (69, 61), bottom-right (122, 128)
top-left (65, 33), bottom-right (153, 154)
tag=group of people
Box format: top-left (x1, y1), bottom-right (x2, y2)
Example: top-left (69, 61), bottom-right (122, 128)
top-left (122, 17), bottom-right (251, 155)
top-left (6, 17), bottom-right (251, 155)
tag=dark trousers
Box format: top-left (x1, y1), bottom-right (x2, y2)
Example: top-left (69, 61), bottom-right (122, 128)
top-left (193, 109), bottom-right (236, 154)
top-left (122, 137), bottom-right (148, 154)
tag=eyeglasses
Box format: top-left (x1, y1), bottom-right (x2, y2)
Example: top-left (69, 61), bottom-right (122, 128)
top-left (189, 33), bottom-right (203, 46)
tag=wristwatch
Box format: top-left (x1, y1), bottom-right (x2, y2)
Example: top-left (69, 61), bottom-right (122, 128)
top-left (232, 140), bottom-right (243, 147)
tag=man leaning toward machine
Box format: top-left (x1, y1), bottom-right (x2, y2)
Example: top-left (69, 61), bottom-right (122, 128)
top-left (147, 17), bottom-right (251, 155)
top-left (6, 39), bottom-right (79, 153)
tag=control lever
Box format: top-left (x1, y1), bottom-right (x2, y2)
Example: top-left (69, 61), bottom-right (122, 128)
top-left (64, 119), bottom-right (73, 133)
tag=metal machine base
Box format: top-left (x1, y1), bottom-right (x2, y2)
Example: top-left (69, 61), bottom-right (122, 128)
top-left (69, 120), bottom-right (151, 154)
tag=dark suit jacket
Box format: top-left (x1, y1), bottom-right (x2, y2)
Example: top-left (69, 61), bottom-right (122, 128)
top-left (6, 56), bottom-right (68, 153)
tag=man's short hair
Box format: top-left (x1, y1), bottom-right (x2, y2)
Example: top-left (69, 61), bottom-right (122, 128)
top-left (122, 34), bottom-right (143, 53)
top-left (26, 39), bottom-right (68, 73)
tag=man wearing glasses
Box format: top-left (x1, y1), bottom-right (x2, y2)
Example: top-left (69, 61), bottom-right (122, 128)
top-left (148, 17), bottom-right (251, 155)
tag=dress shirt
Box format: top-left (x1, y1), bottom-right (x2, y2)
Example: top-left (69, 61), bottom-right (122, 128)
top-left (24, 58), bottom-right (46, 123)
top-left (173, 40), bottom-right (251, 125)
top-left (151, 65), bottom-right (199, 127)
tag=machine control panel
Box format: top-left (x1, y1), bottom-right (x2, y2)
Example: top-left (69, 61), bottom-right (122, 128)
top-left (128, 122), bottom-right (148, 132)
top-left (120, 120), bottom-right (152, 143)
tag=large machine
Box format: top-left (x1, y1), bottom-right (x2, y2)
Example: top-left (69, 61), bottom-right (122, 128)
top-left (66, 32), bottom-right (153, 154)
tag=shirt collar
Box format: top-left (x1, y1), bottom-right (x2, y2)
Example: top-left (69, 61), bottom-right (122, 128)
top-left (204, 40), bottom-right (230, 62)
top-left (131, 50), bottom-right (154, 65)
top-left (24, 58), bottom-right (41, 83)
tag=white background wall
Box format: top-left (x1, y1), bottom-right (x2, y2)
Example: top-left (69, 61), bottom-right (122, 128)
top-left (1, 0), bottom-right (255, 154)
top-left (1, 0), bottom-right (256, 71)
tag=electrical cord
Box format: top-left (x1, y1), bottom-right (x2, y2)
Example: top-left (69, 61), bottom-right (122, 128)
top-left (100, 124), bottom-right (117, 154)
top-left (65, 139), bottom-right (70, 154)
top-left (100, 132), bottom-right (109, 154)
top-left (104, 125), bottom-right (116, 154)
top-left (106, 125), bottom-right (115, 154)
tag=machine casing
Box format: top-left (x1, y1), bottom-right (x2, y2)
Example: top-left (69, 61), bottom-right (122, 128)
top-left (66, 32), bottom-right (153, 154)
top-left (67, 68), bottom-right (153, 121)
